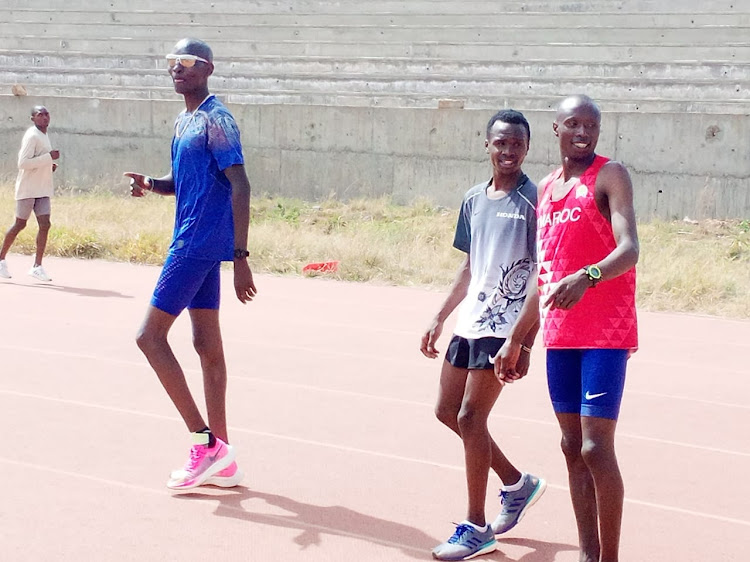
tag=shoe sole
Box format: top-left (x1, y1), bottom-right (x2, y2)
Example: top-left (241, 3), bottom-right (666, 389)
top-left (493, 478), bottom-right (548, 535)
top-left (204, 468), bottom-right (245, 488)
top-left (432, 540), bottom-right (497, 561)
top-left (166, 445), bottom-right (236, 490)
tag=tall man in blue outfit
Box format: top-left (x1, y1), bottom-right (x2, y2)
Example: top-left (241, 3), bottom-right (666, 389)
top-left (125, 38), bottom-right (256, 490)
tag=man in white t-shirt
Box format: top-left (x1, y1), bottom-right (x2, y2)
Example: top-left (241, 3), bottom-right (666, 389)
top-left (0, 106), bottom-right (59, 282)
top-left (420, 110), bottom-right (546, 561)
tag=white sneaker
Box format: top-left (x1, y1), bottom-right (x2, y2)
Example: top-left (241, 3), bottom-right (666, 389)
top-left (28, 265), bottom-right (51, 282)
top-left (0, 260), bottom-right (10, 279)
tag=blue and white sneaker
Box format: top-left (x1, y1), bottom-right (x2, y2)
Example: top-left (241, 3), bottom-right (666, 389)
top-left (432, 521), bottom-right (497, 560)
top-left (491, 472), bottom-right (547, 534)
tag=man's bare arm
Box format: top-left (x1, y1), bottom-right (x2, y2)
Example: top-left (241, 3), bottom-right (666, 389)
top-left (223, 164), bottom-right (256, 304)
top-left (420, 255), bottom-right (471, 358)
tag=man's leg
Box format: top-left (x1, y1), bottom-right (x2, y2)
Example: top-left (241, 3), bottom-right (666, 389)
top-left (556, 413), bottom-right (601, 562)
top-left (433, 361), bottom-right (500, 559)
top-left (34, 213), bottom-right (50, 266)
top-left (435, 360), bottom-right (521, 486)
top-left (0, 217), bottom-right (27, 260)
top-left (142, 257), bottom-right (236, 489)
top-left (189, 308), bottom-right (228, 443)
top-left (548, 349), bottom-right (600, 561)
top-left (581, 416), bottom-right (622, 562)
top-left (577, 349), bottom-right (628, 562)
top-left (457, 369), bottom-right (505, 526)
top-left (136, 305), bottom-right (207, 432)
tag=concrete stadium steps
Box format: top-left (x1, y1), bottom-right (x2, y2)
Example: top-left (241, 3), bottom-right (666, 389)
top-left (0, 85), bottom-right (747, 116)
top-left (2, 36), bottom-right (748, 63)
top-left (3, 66), bottom-right (746, 104)
top-left (4, 50), bottom-right (744, 113)
top-left (3, 21), bottom-right (750, 45)
top-left (1, 3), bottom-right (747, 115)
top-left (4, 10), bottom-right (750, 27)
top-left (3, 51), bottom-right (747, 82)
top-left (5, 10), bottom-right (750, 28)
top-left (3, 0), bottom-right (742, 14)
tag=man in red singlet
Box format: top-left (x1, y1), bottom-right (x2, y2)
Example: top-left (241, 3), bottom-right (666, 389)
top-left (494, 95), bottom-right (639, 562)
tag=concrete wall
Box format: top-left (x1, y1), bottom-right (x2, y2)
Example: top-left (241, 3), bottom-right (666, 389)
top-left (0, 0), bottom-right (749, 218)
top-left (1, 94), bottom-right (747, 220)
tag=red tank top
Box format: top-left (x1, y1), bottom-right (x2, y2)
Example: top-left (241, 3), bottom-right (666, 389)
top-left (537, 155), bottom-right (638, 350)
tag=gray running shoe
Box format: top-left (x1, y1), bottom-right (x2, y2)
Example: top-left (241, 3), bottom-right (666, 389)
top-left (432, 521), bottom-right (497, 561)
top-left (491, 473), bottom-right (547, 534)
top-left (0, 259), bottom-right (10, 279)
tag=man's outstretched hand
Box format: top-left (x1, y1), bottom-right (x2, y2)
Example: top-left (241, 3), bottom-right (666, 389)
top-left (124, 172), bottom-right (151, 197)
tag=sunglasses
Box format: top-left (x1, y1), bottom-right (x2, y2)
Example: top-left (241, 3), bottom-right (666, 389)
top-left (166, 54), bottom-right (210, 68)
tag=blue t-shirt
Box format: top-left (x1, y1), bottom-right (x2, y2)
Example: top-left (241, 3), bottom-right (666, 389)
top-left (169, 95), bottom-right (244, 261)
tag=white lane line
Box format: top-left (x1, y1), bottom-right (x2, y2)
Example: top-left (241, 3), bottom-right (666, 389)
top-left (1, 389), bottom-right (750, 528)
top-left (217, 379), bottom-right (750, 457)
top-left (2, 361), bottom-right (750, 459)
top-left (0, 341), bottom-right (427, 369)
top-left (629, 357), bottom-right (747, 377)
top-left (2, 343), bottom-right (748, 411)
top-left (624, 389), bottom-right (750, 410)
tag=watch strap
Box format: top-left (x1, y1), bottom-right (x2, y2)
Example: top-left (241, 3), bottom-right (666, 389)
top-left (583, 265), bottom-right (602, 287)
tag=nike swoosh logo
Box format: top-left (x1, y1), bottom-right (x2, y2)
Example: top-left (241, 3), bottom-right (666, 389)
top-left (585, 391), bottom-right (607, 400)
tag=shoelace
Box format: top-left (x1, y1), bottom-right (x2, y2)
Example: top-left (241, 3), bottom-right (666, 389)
top-left (499, 489), bottom-right (525, 513)
top-left (183, 445), bottom-right (208, 472)
top-left (447, 523), bottom-right (474, 544)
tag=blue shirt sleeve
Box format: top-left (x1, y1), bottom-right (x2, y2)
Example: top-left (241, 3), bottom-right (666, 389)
top-left (207, 112), bottom-right (244, 171)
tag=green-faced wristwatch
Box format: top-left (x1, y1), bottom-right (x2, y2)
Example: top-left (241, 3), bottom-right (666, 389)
top-left (583, 264), bottom-right (602, 287)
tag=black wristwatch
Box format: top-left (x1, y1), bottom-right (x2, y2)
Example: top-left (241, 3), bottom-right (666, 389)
top-left (233, 248), bottom-right (250, 259)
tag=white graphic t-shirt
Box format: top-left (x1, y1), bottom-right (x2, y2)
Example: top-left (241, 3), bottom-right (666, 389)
top-left (452, 176), bottom-right (537, 340)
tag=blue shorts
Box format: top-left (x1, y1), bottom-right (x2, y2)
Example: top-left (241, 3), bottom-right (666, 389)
top-left (151, 254), bottom-right (221, 317)
top-left (546, 349), bottom-right (629, 420)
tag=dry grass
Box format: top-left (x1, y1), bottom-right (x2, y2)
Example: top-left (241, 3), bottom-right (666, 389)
top-left (248, 197), bottom-right (458, 285)
top-left (637, 219), bottom-right (750, 318)
top-left (1, 188), bottom-right (748, 318)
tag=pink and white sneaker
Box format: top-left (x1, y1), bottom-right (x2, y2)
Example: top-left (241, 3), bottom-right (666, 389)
top-left (167, 433), bottom-right (235, 490)
top-left (204, 461), bottom-right (245, 488)
top-left (170, 460), bottom-right (244, 488)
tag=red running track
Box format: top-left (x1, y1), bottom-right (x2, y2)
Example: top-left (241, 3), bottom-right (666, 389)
top-left (1, 256), bottom-right (748, 561)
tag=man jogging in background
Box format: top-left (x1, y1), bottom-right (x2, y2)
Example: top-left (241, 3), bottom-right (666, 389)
top-left (0, 106), bottom-right (59, 282)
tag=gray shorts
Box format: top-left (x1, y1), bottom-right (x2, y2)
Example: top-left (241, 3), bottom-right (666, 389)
top-left (16, 197), bottom-right (51, 220)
